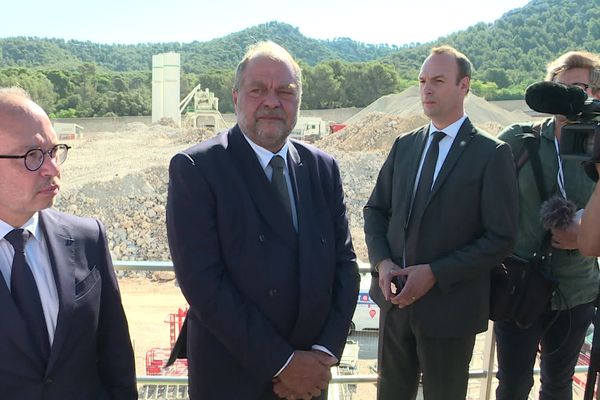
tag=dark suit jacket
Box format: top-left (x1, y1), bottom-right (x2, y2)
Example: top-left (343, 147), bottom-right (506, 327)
top-left (166, 125), bottom-right (359, 399)
top-left (364, 119), bottom-right (518, 337)
top-left (0, 209), bottom-right (137, 399)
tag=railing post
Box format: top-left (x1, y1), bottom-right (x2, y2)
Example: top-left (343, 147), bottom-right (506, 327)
top-left (479, 320), bottom-right (496, 400)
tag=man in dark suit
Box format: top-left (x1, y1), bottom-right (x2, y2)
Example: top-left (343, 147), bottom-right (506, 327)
top-left (166, 41), bottom-right (359, 400)
top-left (0, 87), bottom-right (137, 399)
top-left (363, 46), bottom-right (519, 400)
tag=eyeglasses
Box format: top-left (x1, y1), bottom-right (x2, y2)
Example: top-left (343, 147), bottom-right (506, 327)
top-left (570, 82), bottom-right (591, 91)
top-left (0, 144), bottom-right (71, 171)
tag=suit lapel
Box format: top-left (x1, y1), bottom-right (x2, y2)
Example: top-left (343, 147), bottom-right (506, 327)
top-left (404, 125), bottom-right (430, 220)
top-left (227, 126), bottom-right (296, 244)
top-left (287, 142), bottom-right (309, 232)
top-left (428, 119), bottom-right (476, 203)
top-left (39, 210), bottom-right (76, 374)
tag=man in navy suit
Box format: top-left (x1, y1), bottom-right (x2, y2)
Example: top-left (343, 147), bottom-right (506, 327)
top-left (166, 41), bottom-right (360, 399)
top-left (0, 87), bottom-right (137, 399)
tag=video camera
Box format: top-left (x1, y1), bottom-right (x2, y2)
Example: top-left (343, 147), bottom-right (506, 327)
top-left (525, 81), bottom-right (600, 181)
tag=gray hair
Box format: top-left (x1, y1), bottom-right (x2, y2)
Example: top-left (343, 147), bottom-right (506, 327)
top-left (233, 41), bottom-right (302, 96)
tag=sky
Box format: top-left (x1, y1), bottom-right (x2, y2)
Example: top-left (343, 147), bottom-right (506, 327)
top-left (1, 0), bottom-right (531, 46)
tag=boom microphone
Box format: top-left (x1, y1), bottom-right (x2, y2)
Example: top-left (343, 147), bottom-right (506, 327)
top-left (525, 81), bottom-right (587, 116)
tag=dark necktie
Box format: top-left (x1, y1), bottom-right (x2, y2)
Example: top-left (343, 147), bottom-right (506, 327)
top-left (5, 229), bottom-right (50, 362)
top-left (270, 155), bottom-right (293, 220)
top-left (405, 131), bottom-right (446, 264)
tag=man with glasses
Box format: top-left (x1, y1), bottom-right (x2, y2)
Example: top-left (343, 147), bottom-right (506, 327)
top-left (0, 87), bottom-right (137, 399)
top-left (495, 51), bottom-right (600, 399)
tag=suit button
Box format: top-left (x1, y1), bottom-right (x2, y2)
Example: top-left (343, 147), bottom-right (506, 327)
top-left (268, 289), bottom-right (278, 297)
top-left (45, 378), bottom-right (54, 385)
top-left (320, 237), bottom-right (327, 245)
top-left (258, 234), bottom-right (266, 243)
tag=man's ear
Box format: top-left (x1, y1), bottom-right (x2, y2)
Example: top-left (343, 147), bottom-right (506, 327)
top-left (232, 89), bottom-right (239, 109)
top-left (460, 76), bottom-right (471, 94)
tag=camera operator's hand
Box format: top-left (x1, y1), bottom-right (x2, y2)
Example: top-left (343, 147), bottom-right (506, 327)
top-left (551, 221), bottom-right (579, 250)
top-left (579, 167), bottom-right (600, 256)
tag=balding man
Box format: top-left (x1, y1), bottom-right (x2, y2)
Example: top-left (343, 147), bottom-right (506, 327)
top-left (0, 87), bottom-right (136, 399)
top-left (167, 41), bottom-right (359, 400)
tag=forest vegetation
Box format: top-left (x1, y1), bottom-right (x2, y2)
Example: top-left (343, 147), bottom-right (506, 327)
top-left (0, 0), bottom-right (599, 117)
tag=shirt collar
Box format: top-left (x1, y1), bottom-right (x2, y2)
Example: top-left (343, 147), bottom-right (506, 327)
top-left (241, 132), bottom-right (290, 170)
top-left (0, 212), bottom-right (41, 242)
top-left (428, 114), bottom-right (468, 140)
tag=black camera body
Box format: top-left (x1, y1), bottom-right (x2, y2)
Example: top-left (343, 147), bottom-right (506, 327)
top-left (560, 112), bottom-right (600, 182)
top-left (524, 81), bottom-right (600, 181)
top-left (560, 121), bottom-right (600, 162)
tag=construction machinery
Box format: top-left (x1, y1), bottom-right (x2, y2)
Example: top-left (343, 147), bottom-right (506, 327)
top-left (139, 308), bottom-right (189, 400)
top-left (179, 84), bottom-right (228, 131)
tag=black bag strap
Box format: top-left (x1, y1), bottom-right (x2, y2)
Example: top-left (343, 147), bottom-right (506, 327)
top-left (515, 123), bottom-right (553, 251)
top-left (519, 123), bottom-right (548, 201)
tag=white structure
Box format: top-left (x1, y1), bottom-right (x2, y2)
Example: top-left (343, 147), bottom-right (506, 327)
top-left (152, 52), bottom-right (181, 126)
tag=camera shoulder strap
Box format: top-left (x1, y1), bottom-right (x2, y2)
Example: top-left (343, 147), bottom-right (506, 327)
top-left (514, 122), bottom-right (542, 172)
top-left (522, 123), bottom-right (549, 201)
top-left (521, 124), bottom-right (553, 256)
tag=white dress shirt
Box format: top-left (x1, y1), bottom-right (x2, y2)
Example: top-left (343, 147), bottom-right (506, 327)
top-left (413, 114), bottom-right (468, 194)
top-left (0, 213), bottom-right (59, 345)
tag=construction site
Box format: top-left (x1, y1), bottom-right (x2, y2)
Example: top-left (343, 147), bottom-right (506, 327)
top-left (43, 46), bottom-right (600, 399)
top-left (52, 64), bottom-right (567, 398)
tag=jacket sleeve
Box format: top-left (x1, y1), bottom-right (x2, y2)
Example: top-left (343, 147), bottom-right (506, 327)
top-left (95, 220), bottom-right (138, 399)
top-left (315, 159), bottom-right (360, 358)
top-left (363, 138), bottom-right (400, 268)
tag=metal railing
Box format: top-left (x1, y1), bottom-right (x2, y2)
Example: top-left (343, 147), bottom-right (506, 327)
top-left (115, 260), bottom-right (592, 399)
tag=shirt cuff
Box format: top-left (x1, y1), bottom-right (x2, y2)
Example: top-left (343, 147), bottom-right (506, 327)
top-left (274, 352), bottom-right (294, 378)
top-left (273, 346), bottom-right (339, 378)
top-left (312, 345), bottom-right (338, 363)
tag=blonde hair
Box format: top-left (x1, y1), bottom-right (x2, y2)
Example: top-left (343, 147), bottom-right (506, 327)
top-left (546, 51), bottom-right (600, 89)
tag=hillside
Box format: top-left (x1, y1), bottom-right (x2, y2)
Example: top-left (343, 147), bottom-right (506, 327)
top-left (0, 22), bottom-right (397, 73)
top-left (386, 0), bottom-right (600, 86)
top-left (2, 0), bottom-right (600, 117)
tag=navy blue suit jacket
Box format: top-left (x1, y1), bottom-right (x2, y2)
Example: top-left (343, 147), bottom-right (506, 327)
top-left (167, 125), bottom-right (359, 399)
top-left (0, 209), bottom-right (137, 399)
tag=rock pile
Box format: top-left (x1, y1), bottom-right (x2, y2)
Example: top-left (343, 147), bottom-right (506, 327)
top-left (55, 166), bottom-right (170, 262)
top-left (54, 90), bottom-right (534, 265)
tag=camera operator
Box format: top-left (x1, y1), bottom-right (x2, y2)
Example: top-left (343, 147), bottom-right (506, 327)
top-left (579, 163), bottom-right (600, 256)
top-left (495, 51), bottom-right (600, 400)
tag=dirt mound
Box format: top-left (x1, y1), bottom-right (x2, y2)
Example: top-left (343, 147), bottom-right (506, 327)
top-left (322, 87), bottom-right (528, 152)
top-left (346, 86), bottom-right (531, 127)
top-left (319, 113), bottom-right (428, 152)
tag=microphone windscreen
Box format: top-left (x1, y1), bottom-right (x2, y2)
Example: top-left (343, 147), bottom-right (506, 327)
top-left (525, 81), bottom-right (587, 115)
top-left (540, 195), bottom-right (577, 230)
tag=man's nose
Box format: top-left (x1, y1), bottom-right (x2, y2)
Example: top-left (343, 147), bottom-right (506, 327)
top-left (38, 153), bottom-right (60, 177)
top-left (263, 90), bottom-right (281, 107)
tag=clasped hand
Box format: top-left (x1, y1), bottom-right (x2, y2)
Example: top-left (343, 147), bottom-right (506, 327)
top-left (377, 259), bottom-right (436, 308)
top-left (273, 350), bottom-right (336, 399)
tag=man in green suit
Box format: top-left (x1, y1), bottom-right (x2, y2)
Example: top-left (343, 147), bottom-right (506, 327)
top-left (364, 45), bottom-right (518, 400)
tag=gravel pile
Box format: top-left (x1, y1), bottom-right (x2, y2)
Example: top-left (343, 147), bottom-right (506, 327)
top-left (53, 91), bottom-right (533, 264)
